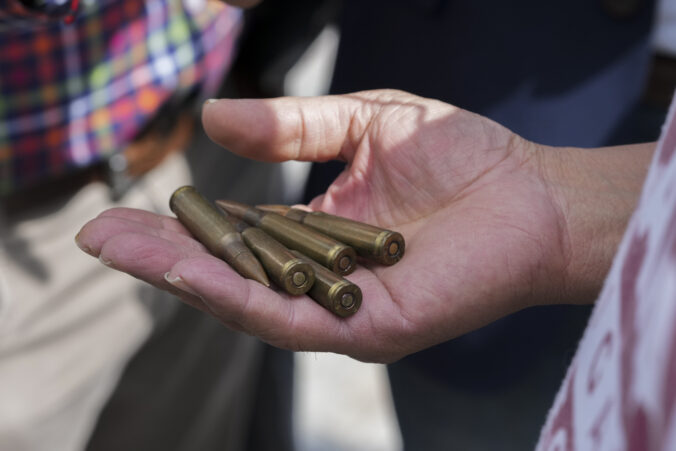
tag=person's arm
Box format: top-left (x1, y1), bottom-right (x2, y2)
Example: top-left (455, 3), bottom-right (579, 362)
top-left (76, 89), bottom-right (656, 363)
top-left (199, 90), bottom-right (654, 305)
top-left (537, 141), bottom-right (654, 304)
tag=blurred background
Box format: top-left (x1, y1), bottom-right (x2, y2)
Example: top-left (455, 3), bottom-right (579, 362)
top-left (4, 1), bottom-right (671, 450)
top-left (85, 0), bottom-right (672, 450)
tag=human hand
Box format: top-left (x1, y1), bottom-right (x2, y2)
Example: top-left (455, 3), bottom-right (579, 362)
top-left (76, 90), bottom-right (649, 362)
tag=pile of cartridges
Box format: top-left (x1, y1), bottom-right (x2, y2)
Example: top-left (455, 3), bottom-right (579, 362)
top-left (169, 186), bottom-right (405, 317)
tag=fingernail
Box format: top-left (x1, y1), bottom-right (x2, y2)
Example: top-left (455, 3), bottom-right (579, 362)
top-left (204, 98), bottom-right (219, 105)
top-left (164, 273), bottom-right (201, 297)
top-left (74, 233), bottom-right (94, 256)
top-left (99, 255), bottom-right (113, 267)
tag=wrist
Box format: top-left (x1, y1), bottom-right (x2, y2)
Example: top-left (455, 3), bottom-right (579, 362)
top-left (535, 141), bottom-right (655, 304)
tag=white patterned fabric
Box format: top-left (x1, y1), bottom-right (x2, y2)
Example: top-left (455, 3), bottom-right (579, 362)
top-left (536, 93), bottom-right (676, 450)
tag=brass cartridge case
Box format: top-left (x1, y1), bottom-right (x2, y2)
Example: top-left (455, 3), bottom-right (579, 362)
top-left (258, 205), bottom-right (405, 265)
top-left (217, 200), bottom-right (357, 276)
top-left (169, 186), bottom-right (270, 287)
top-left (225, 217), bottom-right (315, 295)
top-left (291, 251), bottom-right (361, 317)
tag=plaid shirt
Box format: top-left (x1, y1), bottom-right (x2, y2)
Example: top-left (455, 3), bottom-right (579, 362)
top-left (0, 0), bottom-right (241, 195)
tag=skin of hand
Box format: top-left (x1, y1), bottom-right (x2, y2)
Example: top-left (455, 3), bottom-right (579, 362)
top-left (75, 90), bottom-right (654, 363)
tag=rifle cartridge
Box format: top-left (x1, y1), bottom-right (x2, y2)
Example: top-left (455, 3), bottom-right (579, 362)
top-left (225, 217), bottom-right (315, 295)
top-left (257, 205), bottom-right (405, 265)
top-left (169, 186), bottom-right (270, 287)
top-left (291, 251), bottom-right (361, 317)
top-left (216, 200), bottom-right (357, 276)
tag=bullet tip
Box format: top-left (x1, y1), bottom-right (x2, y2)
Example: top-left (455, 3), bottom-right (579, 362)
top-left (215, 199), bottom-right (253, 220)
top-left (234, 252), bottom-right (270, 287)
top-left (256, 204), bottom-right (290, 215)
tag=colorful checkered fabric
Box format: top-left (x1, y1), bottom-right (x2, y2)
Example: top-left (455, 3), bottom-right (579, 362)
top-left (0, 0), bottom-right (241, 194)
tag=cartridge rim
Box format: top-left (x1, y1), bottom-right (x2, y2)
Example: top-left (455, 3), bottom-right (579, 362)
top-left (280, 259), bottom-right (315, 295)
top-left (327, 280), bottom-right (362, 317)
top-left (375, 231), bottom-right (405, 265)
top-left (327, 245), bottom-right (357, 276)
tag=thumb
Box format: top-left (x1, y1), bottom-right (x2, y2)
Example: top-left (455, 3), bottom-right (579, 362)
top-left (200, 90), bottom-right (404, 163)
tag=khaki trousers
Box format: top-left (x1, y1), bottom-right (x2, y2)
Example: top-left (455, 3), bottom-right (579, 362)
top-left (0, 154), bottom-right (252, 451)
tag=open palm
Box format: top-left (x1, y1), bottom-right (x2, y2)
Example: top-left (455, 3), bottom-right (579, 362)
top-left (77, 90), bottom-right (570, 363)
